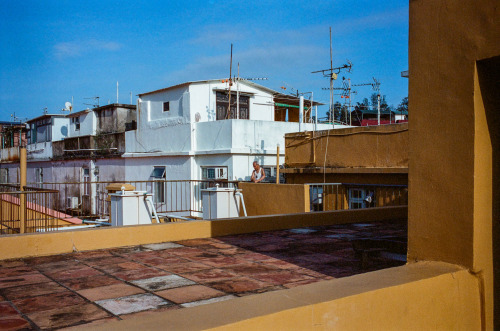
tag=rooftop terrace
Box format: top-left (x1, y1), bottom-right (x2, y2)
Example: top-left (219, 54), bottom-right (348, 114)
top-left (0, 220), bottom-right (405, 330)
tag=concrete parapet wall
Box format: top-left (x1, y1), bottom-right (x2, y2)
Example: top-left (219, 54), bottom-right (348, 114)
top-left (239, 182), bottom-right (310, 215)
top-left (285, 123), bottom-right (408, 168)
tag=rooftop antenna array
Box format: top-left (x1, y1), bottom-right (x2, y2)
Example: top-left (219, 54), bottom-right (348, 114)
top-left (353, 77), bottom-right (381, 124)
top-left (311, 27), bottom-right (352, 126)
top-left (84, 96), bottom-right (100, 109)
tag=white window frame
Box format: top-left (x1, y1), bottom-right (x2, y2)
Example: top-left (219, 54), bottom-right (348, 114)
top-left (201, 166), bottom-right (228, 180)
top-left (151, 166), bottom-right (166, 203)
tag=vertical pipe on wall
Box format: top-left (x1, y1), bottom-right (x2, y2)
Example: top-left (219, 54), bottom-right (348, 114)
top-left (299, 96), bottom-right (304, 132)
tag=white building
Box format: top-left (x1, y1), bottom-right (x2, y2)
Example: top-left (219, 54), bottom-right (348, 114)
top-left (123, 79), bottom-right (340, 184)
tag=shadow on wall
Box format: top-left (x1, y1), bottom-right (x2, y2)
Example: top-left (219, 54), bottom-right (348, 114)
top-left (477, 55), bottom-right (500, 327)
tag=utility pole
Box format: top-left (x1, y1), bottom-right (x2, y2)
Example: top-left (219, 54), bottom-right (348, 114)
top-left (116, 81), bottom-right (119, 104)
top-left (236, 62), bottom-right (240, 119)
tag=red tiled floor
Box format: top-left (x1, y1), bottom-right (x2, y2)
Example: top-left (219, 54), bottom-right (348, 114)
top-left (181, 268), bottom-right (237, 283)
top-left (0, 302), bottom-right (18, 317)
top-left (156, 261), bottom-right (212, 274)
top-left (156, 284), bottom-right (225, 304)
top-left (12, 291), bottom-right (85, 314)
top-left (0, 273), bottom-right (51, 289)
top-left (45, 265), bottom-right (103, 280)
top-left (77, 283), bottom-right (145, 301)
top-left (207, 276), bottom-right (273, 294)
top-left (27, 303), bottom-right (110, 329)
top-left (0, 266), bottom-right (38, 278)
top-left (0, 220), bottom-right (407, 330)
top-left (60, 274), bottom-right (122, 291)
top-left (250, 270), bottom-right (315, 286)
top-left (1, 281), bottom-right (67, 300)
top-left (114, 267), bottom-right (170, 281)
top-left (0, 316), bottom-right (31, 331)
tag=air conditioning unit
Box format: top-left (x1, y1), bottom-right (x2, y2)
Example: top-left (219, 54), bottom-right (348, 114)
top-left (67, 197), bottom-right (79, 209)
top-left (214, 167), bottom-right (227, 180)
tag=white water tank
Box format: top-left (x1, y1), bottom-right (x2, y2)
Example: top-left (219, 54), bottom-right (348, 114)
top-left (110, 190), bottom-right (154, 226)
top-left (201, 186), bottom-right (241, 220)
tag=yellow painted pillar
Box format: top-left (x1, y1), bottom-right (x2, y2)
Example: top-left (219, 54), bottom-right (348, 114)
top-left (19, 147), bottom-right (26, 234)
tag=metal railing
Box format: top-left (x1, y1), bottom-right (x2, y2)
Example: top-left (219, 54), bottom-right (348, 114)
top-left (0, 184), bottom-right (63, 235)
top-left (21, 180), bottom-right (239, 220)
top-left (308, 183), bottom-right (408, 212)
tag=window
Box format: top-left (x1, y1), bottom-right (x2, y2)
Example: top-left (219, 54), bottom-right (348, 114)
top-left (163, 102), bottom-right (170, 112)
top-left (0, 168), bottom-right (9, 184)
top-left (82, 168), bottom-right (90, 196)
top-left (35, 168), bottom-right (43, 184)
top-left (201, 166), bottom-right (227, 180)
top-left (75, 117), bottom-right (80, 131)
top-left (215, 91), bottom-right (249, 120)
top-left (348, 188), bottom-right (375, 209)
top-left (151, 166), bottom-right (166, 203)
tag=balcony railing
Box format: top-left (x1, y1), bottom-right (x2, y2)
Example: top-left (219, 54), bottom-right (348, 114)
top-left (308, 183), bottom-right (408, 212)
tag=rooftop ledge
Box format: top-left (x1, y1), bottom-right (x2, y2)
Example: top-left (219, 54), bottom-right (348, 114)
top-left (80, 261), bottom-right (478, 331)
top-left (281, 167), bottom-right (409, 174)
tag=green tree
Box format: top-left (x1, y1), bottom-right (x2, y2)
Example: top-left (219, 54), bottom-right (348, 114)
top-left (396, 97), bottom-right (408, 113)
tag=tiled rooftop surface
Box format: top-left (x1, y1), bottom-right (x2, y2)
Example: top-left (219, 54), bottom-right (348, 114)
top-left (0, 220), bottom-right (406, 330)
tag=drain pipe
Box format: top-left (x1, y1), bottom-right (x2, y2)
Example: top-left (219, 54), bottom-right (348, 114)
top-left (234, 190), bottom-right (247, 217)
top-left (144, 194), bottom-right (160, 223)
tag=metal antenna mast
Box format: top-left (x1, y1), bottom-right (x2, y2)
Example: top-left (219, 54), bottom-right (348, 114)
top-left (353, 77), bottom-right (381, 124)
top-left (226, 44), bottom-right (233, 119)
top-left (311, 27), bottom-right (352, 127)
top-left (83, 96), bottom-right (100, 108)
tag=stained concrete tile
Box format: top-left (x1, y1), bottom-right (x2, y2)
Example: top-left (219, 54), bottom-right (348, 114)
top-left (0, 260), bottom-right (26, 269)
top-left (193, 255), bottom-right (247, 267)
top-left (142, 242), bottom-right (183, 250)
top-left (61, 275), bottom-right (122, 291)
top-left (180, 295), bottom-right (236, 308)
top-left (1, 281), bottom-right (67, 300)
top-left (119, 305), bottom-right (180, 320)
top-left (81, 256), bottom-right (128, 267)
top-left (0, 273), bottom-right (51, 289)
top-left (27, 303), bottom-right (109, 330)
top-left (0, 302), bottom-right (18, 317)
top-left (181, 268), bottom-right (237, 283)
top-left (13, 291), bottom-right (85, 314)
top-left (174, 239), bottom-right (215, 247)
top-left (250, 270), bottom-right (315, 286)
top-left (0, 316), bottom-right (31, 330)
top-left (289, 228), bottom-right (318, 234)
top-left (77, 283), bottom-right (145, 301)
top-left (24, 254), bottom-right (74, 265)
top-left (222, 263), bottom-right (280, 276)
top-left (207, 277), bottom-right (273, 294)
top-left (72, 250), bottom-right (114, 260)
top-left (114, 267), bottom-right (170, 281)
top-left (0, 266), bottom-right (39, 278)
top-left (45, 265), bottom-right (103, 280)
top-left (94, 261), bottom-right (146, 273)
top-left (157, 261), bottom-right (212, 274)
top-left (167, 247), bottom-right (207, 258)
top-left (236, 252), bottom-right (278, 262)
top-left (95, 293), bottom-right (170, 315)
top-left (156, 285), bottom-right (225, 304)
top-left (131, 275), bottom-right (195, 291)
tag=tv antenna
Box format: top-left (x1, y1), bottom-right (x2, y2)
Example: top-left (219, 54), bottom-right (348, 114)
top-left (353, 77), bottom-right (381, 124)
top-left (311, 27), bottom-right (353, 126)
top-left (84, 96), bottom-right (100, 108)
top-left (225, 44), bottom-right (234, 119)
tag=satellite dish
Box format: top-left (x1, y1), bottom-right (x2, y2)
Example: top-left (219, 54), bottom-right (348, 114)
top-left (64, 102), bottom-right (72, 110)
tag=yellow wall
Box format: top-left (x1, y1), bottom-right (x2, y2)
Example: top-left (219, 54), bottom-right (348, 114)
top-left (239, 182), bottom-right (310, 216)
top-left (285, 123), bottom-right (408, 168)
top-left (408, 0), bottom-right (499, 327)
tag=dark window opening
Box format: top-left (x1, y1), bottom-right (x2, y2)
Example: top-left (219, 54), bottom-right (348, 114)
top-left (163, 102), bottom-right (170, 112)
top-left (216, 91), bottom-right (249, 120)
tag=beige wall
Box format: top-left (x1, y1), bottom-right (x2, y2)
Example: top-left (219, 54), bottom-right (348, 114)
top-left (285, 172), bottom-right (408, 186)
top-left (239, 182), bottom-right (310, 216)
top-left (284, 123), bottom-right (408, 168)
top-left (408, 0), bottom-right (500, 328)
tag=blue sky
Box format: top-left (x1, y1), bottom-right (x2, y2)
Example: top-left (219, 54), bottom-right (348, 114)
top-left (0, 0), bottom-right (408, 121)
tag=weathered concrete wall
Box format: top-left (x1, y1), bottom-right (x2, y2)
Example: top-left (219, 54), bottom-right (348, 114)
top-left (408, 0), bottom-right (500, 328)
top-left (285, 123), bottom-right (408, 168)
top-left (239, 182), bottom-right (309, 216)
